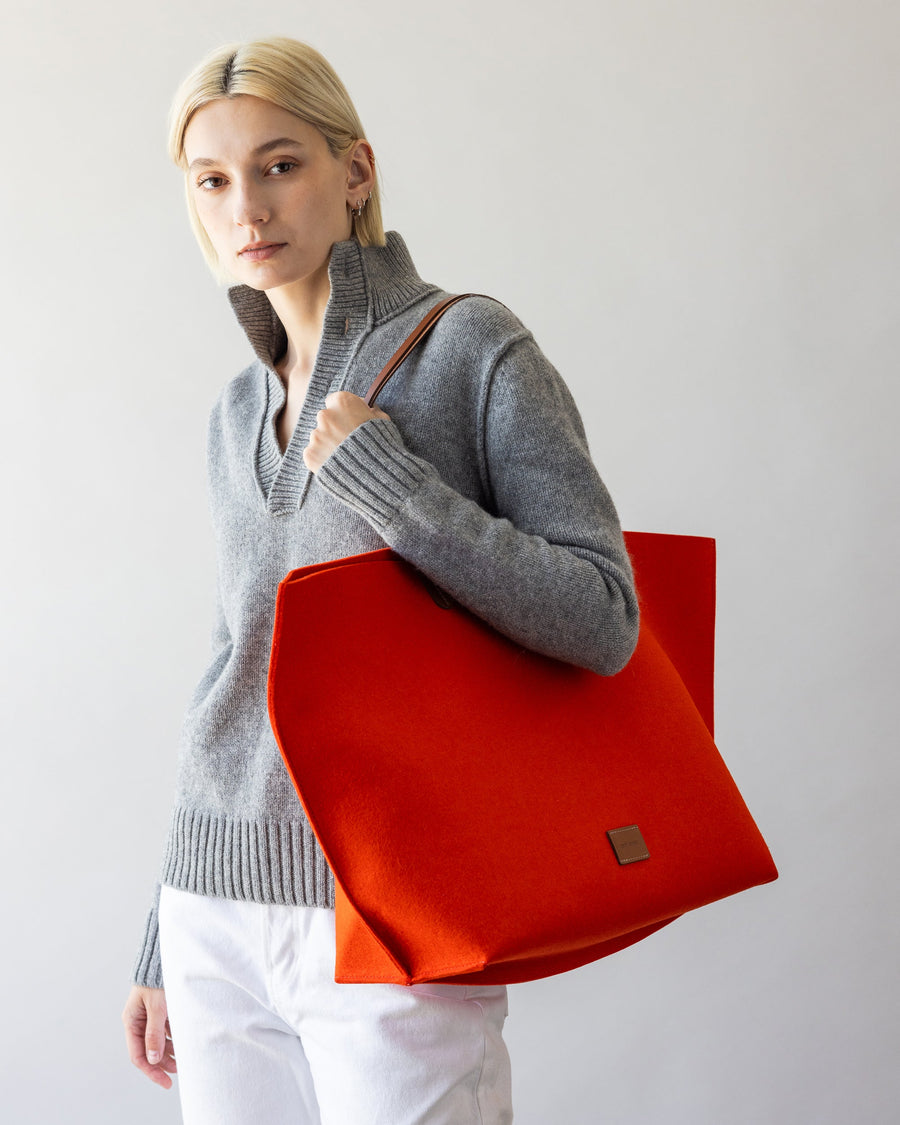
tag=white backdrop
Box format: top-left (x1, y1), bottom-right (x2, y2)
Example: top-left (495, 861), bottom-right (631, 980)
top-left (1, 1), bottom-right (897, 1122)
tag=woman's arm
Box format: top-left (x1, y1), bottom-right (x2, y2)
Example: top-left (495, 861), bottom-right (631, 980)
top-left (308, 324), bottom-right (639, 676)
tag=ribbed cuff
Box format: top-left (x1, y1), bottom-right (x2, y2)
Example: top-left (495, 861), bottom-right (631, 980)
top-left (315, 418), bottom-right (431, 531)
top-left (132, 890), bottom-right (164, 989)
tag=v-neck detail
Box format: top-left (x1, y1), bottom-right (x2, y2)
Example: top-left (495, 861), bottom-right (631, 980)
top-left (226, 232), bottom-right (439, 516)
top-left (260, 292), bottom-right (365, 515)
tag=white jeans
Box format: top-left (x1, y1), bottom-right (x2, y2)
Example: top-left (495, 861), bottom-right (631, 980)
top-left (158, 885), bottom-right (513, 1124)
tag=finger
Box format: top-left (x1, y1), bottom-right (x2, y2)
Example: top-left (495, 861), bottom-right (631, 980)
top-left (158, 1043), bottom-right (178, 1076)
top-left (124, 1021), bottom-right (148, 1068)
top-left (123, 990), bottom-right (176, 1090)
top-left (125, 1025), bottom-right (175, 1088)
top-left (324, 390), bottom-right (366, 409)
top-left (146, 1064), bottom-right (175, 1090)
top-left (143, 996), bottom-right (169, 1068)
top-left (161, 1021), bottom-right (177, 1063)
top-left (303, 439), bottom-right (326, 474)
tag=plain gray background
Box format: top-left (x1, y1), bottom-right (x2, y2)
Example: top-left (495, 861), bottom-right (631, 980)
top-left (2, 1), bottom-right (897, 1122)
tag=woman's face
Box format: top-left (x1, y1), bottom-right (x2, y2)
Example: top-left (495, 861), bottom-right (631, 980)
top-left (183, 94), bottom-right (364, 293)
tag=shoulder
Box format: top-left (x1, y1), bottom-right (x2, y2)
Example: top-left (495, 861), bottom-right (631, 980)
top-left (423, 293), bottom-right (535, 375)
top-left (435, 293), bottom-right (531, 348)
top-left (207, 361), bottom-right (268, 444)
top-left (209, 361), bottom-right (266, 418)
top-left (430, 300), bottom-right (586, 437)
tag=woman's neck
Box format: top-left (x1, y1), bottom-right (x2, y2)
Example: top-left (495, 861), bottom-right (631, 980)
top-left (266, 260), bottom-right (332, 382)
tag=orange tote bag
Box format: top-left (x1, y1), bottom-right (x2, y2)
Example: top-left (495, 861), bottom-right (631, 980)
top-left (267, 296), bottom-right (778, 985)
top-left (267, 534), bottom-right (777, 986)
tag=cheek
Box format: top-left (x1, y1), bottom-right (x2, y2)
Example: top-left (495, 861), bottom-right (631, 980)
top-left (311, 168), bottom-right (350, 213)
top-left (301, 180), bottom-right (340, 216)
top-left (195, 199), bottom-right (228, 244)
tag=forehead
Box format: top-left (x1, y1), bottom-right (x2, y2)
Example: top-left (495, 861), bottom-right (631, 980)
top-left (184, 95), bottom-right (325, 165)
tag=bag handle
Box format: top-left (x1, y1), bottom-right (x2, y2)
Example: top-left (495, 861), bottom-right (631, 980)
top-left (363, 293), bottom-right (492, 407)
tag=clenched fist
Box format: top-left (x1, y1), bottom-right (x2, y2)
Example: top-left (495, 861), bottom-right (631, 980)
top-left (303, 391), bottom-right (390, 474)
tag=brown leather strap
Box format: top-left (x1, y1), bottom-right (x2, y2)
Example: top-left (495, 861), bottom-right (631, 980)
top-left (363, 293), bottom-right (494, 407)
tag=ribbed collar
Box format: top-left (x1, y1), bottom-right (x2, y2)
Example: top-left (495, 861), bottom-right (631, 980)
top-left (224, 231), bottom-right (439, 515)
top-left (226, 230), bottom-right (437, 372)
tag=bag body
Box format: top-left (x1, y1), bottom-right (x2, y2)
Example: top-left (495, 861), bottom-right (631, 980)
top-left (267, 532), bottom-right (778, 985)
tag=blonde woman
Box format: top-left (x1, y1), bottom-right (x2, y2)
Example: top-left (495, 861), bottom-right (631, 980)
top-left (122, 36), bottom-right (639, 1125)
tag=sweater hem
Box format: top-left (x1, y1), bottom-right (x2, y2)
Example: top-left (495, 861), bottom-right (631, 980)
top-left (161, 805), bottom-right (336, 909)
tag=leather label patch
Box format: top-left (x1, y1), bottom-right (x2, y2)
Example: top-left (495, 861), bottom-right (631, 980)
top-left (607, 825), bottom-right (650, 865)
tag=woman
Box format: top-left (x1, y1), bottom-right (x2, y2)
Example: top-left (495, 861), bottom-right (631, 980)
top-left (122, 35), bottom-right (639, 1125)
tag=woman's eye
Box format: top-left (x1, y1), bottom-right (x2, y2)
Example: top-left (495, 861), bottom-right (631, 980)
top-left (194, 162), bottom-right (296, 191)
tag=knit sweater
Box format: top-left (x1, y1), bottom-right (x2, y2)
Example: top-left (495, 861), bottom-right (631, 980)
top-left (132, 231), bottom-right (639, 989)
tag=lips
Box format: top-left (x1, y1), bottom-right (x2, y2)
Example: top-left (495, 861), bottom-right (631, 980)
top-left (239, 242), bottom-right (286, 261)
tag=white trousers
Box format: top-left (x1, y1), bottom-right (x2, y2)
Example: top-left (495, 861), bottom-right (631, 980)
top-left (158, 885), bottom-right (513, 1125)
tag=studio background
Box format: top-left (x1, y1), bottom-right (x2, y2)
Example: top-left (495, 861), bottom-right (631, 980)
top-left (1, 1), bottom-right (896, 1122)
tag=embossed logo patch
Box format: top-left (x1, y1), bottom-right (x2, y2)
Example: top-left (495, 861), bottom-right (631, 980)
top-left (607, 825), bottom-right (650, 865)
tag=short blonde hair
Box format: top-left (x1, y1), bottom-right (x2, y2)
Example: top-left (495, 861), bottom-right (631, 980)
top-left (167, 37), bottom-right (385, 285)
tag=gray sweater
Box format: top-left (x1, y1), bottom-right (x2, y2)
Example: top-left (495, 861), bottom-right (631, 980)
top-left (132, 231), bottom-right (639, 989)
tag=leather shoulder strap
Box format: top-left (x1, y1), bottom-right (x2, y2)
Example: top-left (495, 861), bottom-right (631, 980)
top-left (363, 293), bottom-right (495, 406)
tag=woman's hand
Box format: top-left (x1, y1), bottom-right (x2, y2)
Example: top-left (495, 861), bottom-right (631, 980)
top-left (122, 985), bottom-right (177, 1089)
top-left (303, 391), bottom-right (390, 474)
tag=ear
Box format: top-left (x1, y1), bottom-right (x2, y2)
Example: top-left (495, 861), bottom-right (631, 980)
top-left (345, 140), bottom-right (376, 205)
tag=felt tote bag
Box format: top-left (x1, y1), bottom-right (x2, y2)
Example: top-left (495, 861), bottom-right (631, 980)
top-left (267, 297), bottom-right (778, 986)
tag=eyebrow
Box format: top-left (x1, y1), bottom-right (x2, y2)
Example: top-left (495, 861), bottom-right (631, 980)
top-left (187, 137), bottom-right (306, 172)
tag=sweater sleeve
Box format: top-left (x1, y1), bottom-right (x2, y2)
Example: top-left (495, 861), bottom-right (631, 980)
top-left (131, 882), bottom-right (164, 988)
top-left (129, 560), bottom-right (231, 988)
top-left (314, 332), bottom-right (639, 676)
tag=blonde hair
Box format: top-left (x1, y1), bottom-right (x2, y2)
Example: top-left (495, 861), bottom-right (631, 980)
top-left (167, 37), bottom-right (385, 285)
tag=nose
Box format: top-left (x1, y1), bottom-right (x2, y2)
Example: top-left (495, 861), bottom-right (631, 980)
top-left (232, 178), bottom-right (270, 228)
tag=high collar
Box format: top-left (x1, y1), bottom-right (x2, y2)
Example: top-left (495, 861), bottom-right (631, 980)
top-left (225, 231), bottom-right (438, 372)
